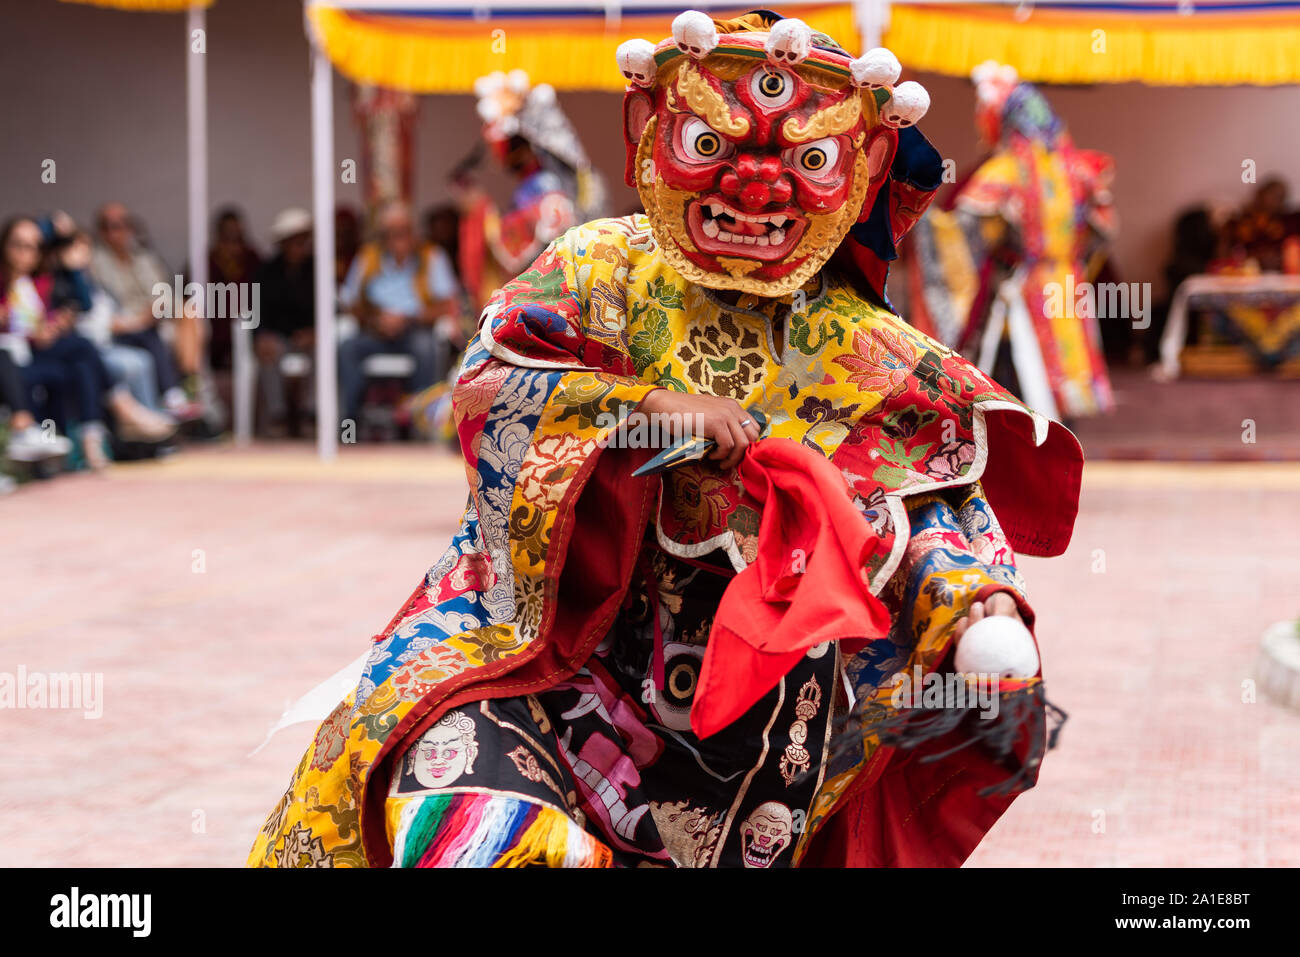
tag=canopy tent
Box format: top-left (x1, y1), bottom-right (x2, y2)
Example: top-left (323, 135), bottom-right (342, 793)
top-left (60, 0), bottom-right (210, 8)
top-left (302, 0), bottom-right (1300, 459)
top-left (886, 1), bottom-right (1300, 87)
top-left (309, 0), bottom-right (1300, 93)
top-left (57, 1), bottom-right (1300, 460)
top-left (307, 1), bottom-right (867, 93)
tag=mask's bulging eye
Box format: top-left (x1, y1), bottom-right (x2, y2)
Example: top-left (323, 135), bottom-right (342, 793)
top-left (749, 68), bottom-right (795, 109)
top-left (680, 117), bottom-right (733, 163)
top-left (786, 137), bottom-right (841, 181)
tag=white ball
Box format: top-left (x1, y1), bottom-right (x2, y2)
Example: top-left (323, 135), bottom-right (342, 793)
top-left (954, 612), bottom-right (1040, 679)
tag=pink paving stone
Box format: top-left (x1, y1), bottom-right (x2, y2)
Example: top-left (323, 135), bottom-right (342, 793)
top-left (1071, 366), bottom-right (1300, 461)
top-left (1, 441), bottom-right (1298, 866)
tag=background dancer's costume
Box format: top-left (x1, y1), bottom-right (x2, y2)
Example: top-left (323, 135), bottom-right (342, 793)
top-left (251, 11), bottom-right (1083, 869)
top-left (458, 70), bottom-right (608, 314)
top-left (415, 70), bottom-right (608, 442)
top-left (905, 62), bottom-right (1116, 420)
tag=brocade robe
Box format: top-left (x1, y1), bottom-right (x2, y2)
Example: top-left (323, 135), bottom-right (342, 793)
top-left (249, 214), bottom-right (1082, 868)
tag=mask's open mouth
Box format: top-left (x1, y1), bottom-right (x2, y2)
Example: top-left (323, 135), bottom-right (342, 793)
top-left (741, 834), bottom-right (784, 867)
top-left (686, 196), bottom-right (806, 261)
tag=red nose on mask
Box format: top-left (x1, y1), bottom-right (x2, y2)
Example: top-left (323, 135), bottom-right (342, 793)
top-left (719, 154), bottom-right (793, 210)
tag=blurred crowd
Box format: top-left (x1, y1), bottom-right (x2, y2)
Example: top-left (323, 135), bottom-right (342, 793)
top-left (0, 198), bottom-right (469, 491)
top-left (1165, 176), bottom-right (1300, 290)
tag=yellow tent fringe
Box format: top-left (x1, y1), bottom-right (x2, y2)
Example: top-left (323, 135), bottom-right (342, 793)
top-left (885, 4), bottom-right (1300, 87)
top-left (308, 5), bottom-right (858, 94)
top-left (59, 0), bottom-right (211, 10)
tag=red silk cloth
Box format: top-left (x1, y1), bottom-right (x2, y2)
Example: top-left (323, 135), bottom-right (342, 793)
top-left (692, 438), bottom-right (892, 738)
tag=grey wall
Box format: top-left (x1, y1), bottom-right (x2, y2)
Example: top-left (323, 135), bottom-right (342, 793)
top-left (2, 0), bottom-right (1297, 299)
top-left (1, 0), bottom-right (358, 269)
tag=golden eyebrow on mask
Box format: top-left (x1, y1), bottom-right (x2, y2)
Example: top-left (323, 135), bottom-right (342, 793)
top-left (783, 91), bottom-right (868, 144)
top-left (668, 60), bottom-right (752, 137)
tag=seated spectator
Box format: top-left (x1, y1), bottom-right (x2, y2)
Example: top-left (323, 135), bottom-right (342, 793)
top-left (424, 202), bottom-right (475, 346)
top-left (252, 208), bottom-right (315, 435)
top-left (0, 347), bottom-right (72, 464)
top-left (335, 205), bottom-right (361, 288)
top-left (337, 200), bottom-right (462, 427)
top-left (2, 217), bottom-right (175, 469)
top-left (90, 202), bottom-right (204, 421)
top-left (35, 215), bottom-right (161, 410)
top-left (207, 205), bottom-right (262, 372)
top-left (1222, 177), bottom-right (1299, 273)
top-left (423, 204), bottom-right (461, 283)
top-left (1144, 206), bottom-right (1223, 363)
top-left (39, 211), bottom-right (94, 314)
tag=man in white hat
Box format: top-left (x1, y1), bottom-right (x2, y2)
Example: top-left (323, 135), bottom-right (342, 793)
top-left (252, 208), bottom-right (315, 435)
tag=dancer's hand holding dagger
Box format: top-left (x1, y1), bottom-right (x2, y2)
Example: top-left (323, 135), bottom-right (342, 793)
top-left (631, 389), bottom-right (767, 475)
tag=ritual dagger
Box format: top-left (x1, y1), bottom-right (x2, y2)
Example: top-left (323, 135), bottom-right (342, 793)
top-left (632, 407), bottom-right (769, 476)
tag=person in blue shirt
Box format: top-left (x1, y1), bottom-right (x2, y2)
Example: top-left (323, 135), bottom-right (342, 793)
top-left (337, 200), bottom-right (463, 427)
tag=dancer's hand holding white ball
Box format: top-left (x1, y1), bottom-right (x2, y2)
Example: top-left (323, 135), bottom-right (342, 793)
top-left (953, 593), bottom-right (1040, 680)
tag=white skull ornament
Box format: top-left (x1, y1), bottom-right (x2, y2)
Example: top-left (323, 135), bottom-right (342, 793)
top-left (850, 47), bottom-right (902, 89)
top-left (765, 18), bottom-right (812, 65)
top-left (616, 38), bottom-right (657, 88)
top-left (881, 81), bottom-right (931, 129)
top-left (672, 10), bottom-right (719, 59)
top-left (740, 801), bottom-right (794, 868)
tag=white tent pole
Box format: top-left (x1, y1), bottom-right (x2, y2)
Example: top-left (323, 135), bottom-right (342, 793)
top-left (222, 0), bottom-right (253, 445)
top-left (186, 6), bottom-right (217, 429)
top-left (310, 28), bottom-right (339, 462)
top-left (855, 0), bottom-right (889, 50)
top-left (186, 7), bottom-right (207, 293)
top-left (217, 0), bottom-right (253, 446)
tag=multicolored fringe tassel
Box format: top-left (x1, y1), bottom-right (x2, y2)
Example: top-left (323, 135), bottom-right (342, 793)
top-left (392, 792), bottom-right (613, 868)
top-left (834, 676), bottom-right (1068, 798)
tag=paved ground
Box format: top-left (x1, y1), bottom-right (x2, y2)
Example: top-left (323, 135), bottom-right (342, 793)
top-left (2, 442), bottom-right (1298, 867)
top-left (1072, 367), bottom-right (1300, 461)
